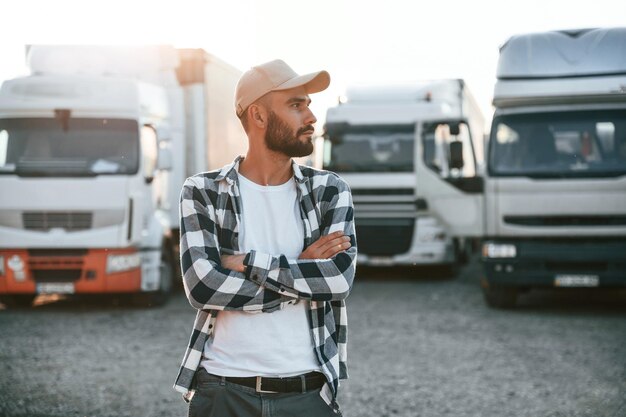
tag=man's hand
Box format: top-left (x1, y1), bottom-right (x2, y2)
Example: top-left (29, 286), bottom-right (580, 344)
top-left (220, 254), bottom-right (246, 273)
top-left (299, 231), bottom-right (351, 260)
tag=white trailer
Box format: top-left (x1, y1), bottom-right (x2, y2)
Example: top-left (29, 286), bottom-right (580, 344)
top-left (429, 28), bottom-right (626, 307)
top-left (322, 80), bottom-right (485, 270)
top-left (0, 46), bottom-right (246, 306)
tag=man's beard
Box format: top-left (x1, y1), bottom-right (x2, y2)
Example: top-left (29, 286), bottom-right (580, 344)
top-left (264, 111), bottom-right (314, 157)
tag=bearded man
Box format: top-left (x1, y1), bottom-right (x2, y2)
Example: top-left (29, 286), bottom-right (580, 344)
top-left (174, 59), bottom-right (357, 416)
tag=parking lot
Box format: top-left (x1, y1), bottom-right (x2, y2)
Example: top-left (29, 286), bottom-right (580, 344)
top-left (1, 258), bottom-right (625, 417)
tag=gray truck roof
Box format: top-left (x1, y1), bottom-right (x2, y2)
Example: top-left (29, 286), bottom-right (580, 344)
top-left (497, 27), bottom-right (626, 79)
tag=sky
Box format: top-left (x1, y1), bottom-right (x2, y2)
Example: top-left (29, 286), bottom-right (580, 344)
top-left (1, 0), bottom-right (624, 127)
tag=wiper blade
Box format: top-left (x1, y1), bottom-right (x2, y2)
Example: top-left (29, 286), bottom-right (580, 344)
top-left (15, 169), bottom-right (98, 178)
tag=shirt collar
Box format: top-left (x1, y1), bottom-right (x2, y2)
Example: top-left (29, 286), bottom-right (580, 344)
top-left (214, 156), bottom-right (243, 185)
top-left (215, 155), bottom-right (308, 185)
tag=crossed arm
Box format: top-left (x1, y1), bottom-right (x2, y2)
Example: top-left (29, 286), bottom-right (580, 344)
top-left (221, 231), bottom-right (351, 272)
top-left (179, 177), bottom-right (357, 312)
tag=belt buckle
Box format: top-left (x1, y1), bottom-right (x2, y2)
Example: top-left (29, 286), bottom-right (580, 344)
top-left (255, 376), bottom-right (278, 394)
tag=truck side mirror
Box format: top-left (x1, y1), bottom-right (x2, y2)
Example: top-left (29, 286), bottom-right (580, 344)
top-left (157, 144), bottom-right (173, 171)
top-left (324, 122), bottom-right (350, 141)
top-left (449, 141), bottom-right (464, 169)
top-left (141, 125), bottom-right (158, 183)
top-left (449, 122), bottom-right (461, 136)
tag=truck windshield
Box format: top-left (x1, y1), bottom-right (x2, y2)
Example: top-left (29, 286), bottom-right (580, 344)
top-left (323, 124), bottom-right (415, 172)
top-left (0, 118), bottom-right (139, 177)
top-left (489, 110), bottom-right (626, 178)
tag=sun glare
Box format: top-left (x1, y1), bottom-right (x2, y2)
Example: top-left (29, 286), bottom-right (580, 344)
top-left (2, 0), bottom-right (625, 121)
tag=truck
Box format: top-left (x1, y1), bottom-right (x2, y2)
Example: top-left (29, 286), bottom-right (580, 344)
top-left (0, 45), bottom-right (247, 307)
top-left (430, 28), bottom-right (626, 307)
top-left (321, 80), bottom-right (485, 271)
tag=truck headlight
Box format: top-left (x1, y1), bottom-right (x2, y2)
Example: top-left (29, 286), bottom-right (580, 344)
top-left (106, 253), bottom-right (141, 274)
top-left (0, 255), bottom-right (4, 276)
top-left (418, 232), bottom-right (447, 242)
top-left (482, 243), bottom-right (517, 258)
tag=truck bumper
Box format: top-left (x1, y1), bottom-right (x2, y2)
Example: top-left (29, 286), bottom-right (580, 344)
top-left (481, 239), bottom-right (626, 288)
top-left (357, 241), bottom-right (454, 266)
top-left (0, 248), bottom-right (146, 295)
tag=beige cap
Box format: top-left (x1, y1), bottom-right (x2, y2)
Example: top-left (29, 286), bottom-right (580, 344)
top-left (235, 59), bottom-right (330, 117)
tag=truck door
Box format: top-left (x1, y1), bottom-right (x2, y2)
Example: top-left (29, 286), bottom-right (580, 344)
top-left (416, 120), bottom-right (484, 237)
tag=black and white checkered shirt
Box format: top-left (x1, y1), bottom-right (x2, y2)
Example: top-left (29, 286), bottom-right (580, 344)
top-left (174, 156), bottom-right (357, 409)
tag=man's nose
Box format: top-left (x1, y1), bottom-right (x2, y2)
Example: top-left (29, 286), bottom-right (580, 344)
top-left (304, 108), bottom-right (317, 125)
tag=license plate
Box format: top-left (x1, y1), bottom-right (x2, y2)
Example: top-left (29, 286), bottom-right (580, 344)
top-left (37, 283), bottom-right (75, 294)
top-left (368, 256), bottom-right (394, 266)
top-left (554, 274), bottom-right (599, 287)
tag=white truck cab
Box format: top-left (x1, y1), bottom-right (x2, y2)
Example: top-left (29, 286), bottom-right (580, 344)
top-left (0, 46), bottom-right (246, 306)
top-left (0, 71), bottom-right (172, 305)
top-left (322, 80), bottom-right (485, 270)
top-left (435, 28), bottom-right (626, 307)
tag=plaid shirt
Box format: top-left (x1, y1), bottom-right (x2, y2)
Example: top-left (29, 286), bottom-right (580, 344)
top-left (173, 156), bottom-right (357, 410)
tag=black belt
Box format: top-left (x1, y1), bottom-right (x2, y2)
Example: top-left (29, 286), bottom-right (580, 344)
top-left (224, 372), bottom-right (326, 393)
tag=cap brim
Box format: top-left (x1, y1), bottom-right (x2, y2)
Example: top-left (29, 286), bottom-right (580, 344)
top-left (273, 70), bottom-right (330, 94)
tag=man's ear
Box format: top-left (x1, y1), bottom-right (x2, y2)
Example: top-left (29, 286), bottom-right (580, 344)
top-left (249, 104), bottom-right (267, 128)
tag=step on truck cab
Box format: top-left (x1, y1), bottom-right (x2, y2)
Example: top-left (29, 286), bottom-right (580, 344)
top-left (322, 80), bottom-right (485, 270)
top-left (0, 46), bottom-right (246, 307)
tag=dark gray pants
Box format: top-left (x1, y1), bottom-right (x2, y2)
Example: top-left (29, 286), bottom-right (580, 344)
top-left (188, 368), bottom-right (341, 417)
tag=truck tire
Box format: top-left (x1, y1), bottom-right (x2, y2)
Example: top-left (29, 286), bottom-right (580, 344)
top-left (454, 238), bottom-right (470, 266)
top-left (482, 286), bottom-right (518, 309)
top-left (0, 295), bottom-right (37, 308)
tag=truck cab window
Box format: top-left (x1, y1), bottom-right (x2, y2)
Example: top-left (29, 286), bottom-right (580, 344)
top-left (489, 110), bottom-right (626, 178)
top-left (323, 124), bottom-right (415, 172)
top-left (0, 118), bottom-right (139, 176)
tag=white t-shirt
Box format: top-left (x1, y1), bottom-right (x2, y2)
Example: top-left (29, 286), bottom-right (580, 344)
top-left (200, 174), bottom-right (320, 377)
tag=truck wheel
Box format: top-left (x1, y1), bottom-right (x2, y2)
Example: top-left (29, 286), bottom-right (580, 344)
top-left (454, 238), bottom-right (470, 266)
top-left (482, 286), bottom-right (518, 309)
top-left (0, 295), bottom-right (36, 308)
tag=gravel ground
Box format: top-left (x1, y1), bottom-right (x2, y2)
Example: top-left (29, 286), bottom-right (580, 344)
top-left (0, 258), bottom-right (625, 417)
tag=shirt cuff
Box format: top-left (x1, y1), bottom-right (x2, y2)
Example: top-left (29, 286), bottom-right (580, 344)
top-left (243, 250), bottom-right (272, 285)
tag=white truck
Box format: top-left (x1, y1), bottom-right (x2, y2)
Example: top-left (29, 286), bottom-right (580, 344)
top-left (0, 46), bottom-right (247, 306)
top-left (322, 80), bottom-right (485, 271)
top-left (432, 28), bottom-right (626, 307)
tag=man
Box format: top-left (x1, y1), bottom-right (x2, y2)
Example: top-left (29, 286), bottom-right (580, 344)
top-left (174, 59), bottom-right (357, 416)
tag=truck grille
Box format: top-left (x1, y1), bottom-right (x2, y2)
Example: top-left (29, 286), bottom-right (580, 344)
top-left (545, 261), bottom-right (608, 272)
top-left (32, 269), bottom-right (82, 282)
top-left (23, 212), bottom-right (92, 231)
top-left (504, 215), bottom-right (626, 227)
top-left (351, 188), bottom-right (414, 196)
top-left (27, 250), bottom-right (86, 282)
top-left (28, 249), bottom-right (88, 257)
top-left (356, 219), bottom-right (414, 256)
